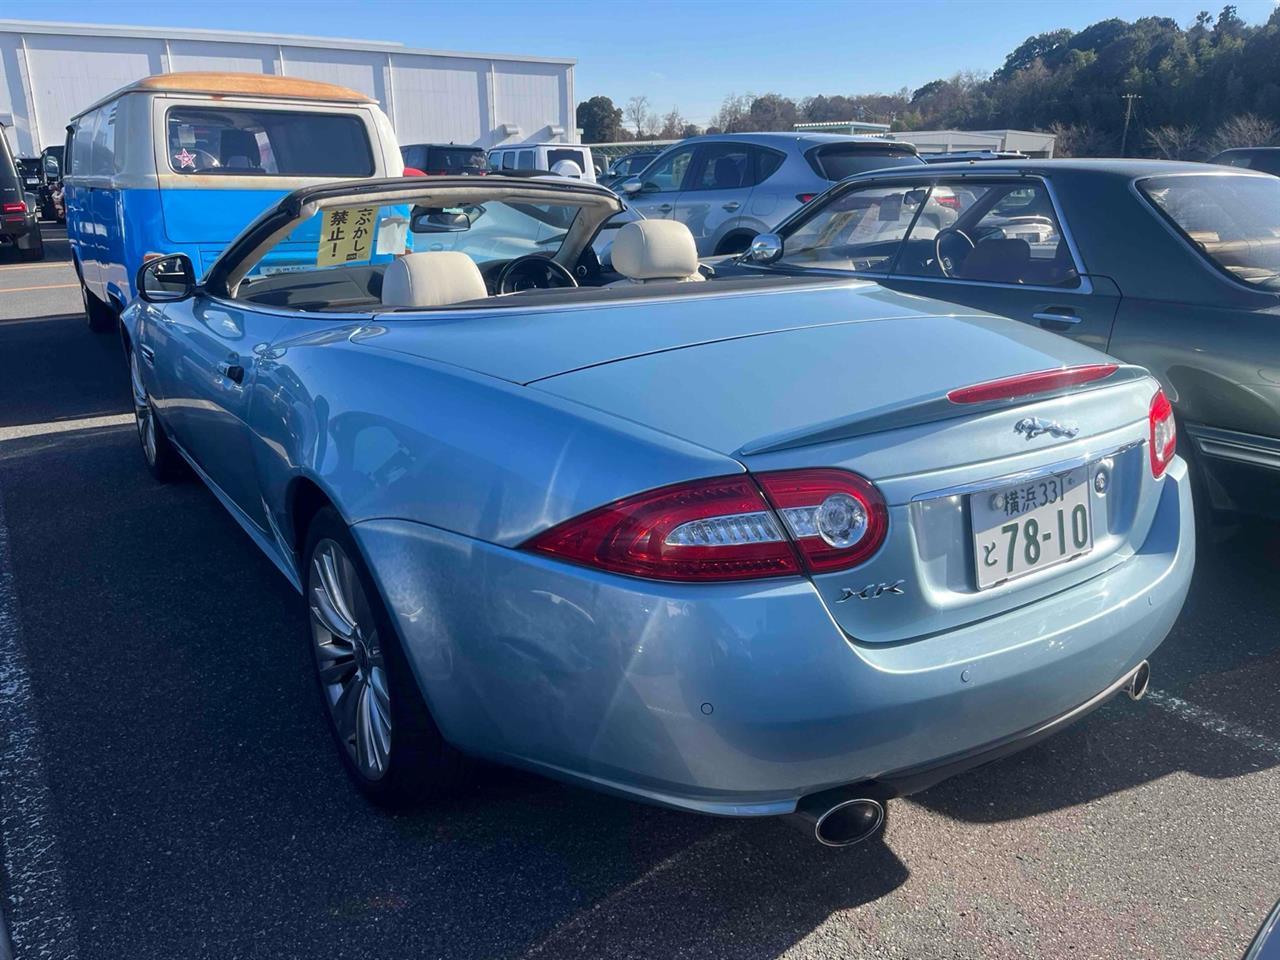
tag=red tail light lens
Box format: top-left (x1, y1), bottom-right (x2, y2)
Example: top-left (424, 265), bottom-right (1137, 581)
top-left (2, 202), bottom-right (25, 213)
top-left (524, 476), bottom-right (801, 582)
top-left (756, 469), bottom-right (889, 572)
top-left (946, 364), bottom-right (1119, 405)
top-left (524, 469), bottom-right (888, 582)
top-left (795, 193), bottom-right (817, 204)
top-left (1148, 388), bottom-right (1176, 478)
top-left (934, 193), bottom-right (961, 210)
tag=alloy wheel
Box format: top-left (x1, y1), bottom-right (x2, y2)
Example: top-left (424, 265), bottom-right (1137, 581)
top-left (308, 539), bottom-right (392, 780)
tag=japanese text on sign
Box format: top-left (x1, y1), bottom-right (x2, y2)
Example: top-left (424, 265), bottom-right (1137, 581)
top-left (318, 205), bottom-right (378, 267)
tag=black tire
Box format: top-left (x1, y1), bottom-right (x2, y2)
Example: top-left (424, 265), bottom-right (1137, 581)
top-left (303, 507), bottom-right (469, 806)
top-left (129, 349), bottom-right (185, 481)
top-left (80, 278), bottom-right (117, 333)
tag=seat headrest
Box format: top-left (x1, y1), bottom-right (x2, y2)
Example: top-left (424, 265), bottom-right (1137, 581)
top-left (381, 251), bottom-right (487, 308)
top-left (956, 238), bottom-right (1031, 284)
top-left (612, 220), bottom-right (701, 281)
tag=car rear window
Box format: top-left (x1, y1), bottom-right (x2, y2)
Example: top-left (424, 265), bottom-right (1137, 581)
top-left (166, 107), bottom-right (374, 177)
top-left (547, 148), bottom-right (588, 173)
top-left (424, 147), bottom-right (486, 175)
top-left (1139, 173), bottom-right (1280, 290)
top-left (806, 145), bottom-right (924, 181)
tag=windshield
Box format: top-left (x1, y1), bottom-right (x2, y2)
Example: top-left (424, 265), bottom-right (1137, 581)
top-left (241, 196), bottom-right (585, 281)
top-left (1140, 174), bottom-right (1280, 290)
top-left (166, 107), bottom-right (374, 177)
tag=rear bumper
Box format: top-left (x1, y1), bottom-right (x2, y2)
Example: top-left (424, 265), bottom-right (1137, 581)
top-left (353, 458), bottom-right (1194, 817)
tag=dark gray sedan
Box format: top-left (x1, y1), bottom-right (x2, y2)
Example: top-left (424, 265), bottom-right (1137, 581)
top-left (731, 160), bottom-right (1280, 524)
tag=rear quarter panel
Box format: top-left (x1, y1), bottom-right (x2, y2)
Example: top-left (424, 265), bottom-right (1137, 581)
top-left (244, 321), bottom-right (744, 556)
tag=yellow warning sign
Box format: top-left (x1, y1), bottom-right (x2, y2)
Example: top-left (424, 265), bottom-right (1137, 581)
top-left (318, 205), bottom-right (378, 267)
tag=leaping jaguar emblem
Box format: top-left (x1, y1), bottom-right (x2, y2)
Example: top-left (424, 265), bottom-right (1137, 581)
top-left (1014, 417), bottom-right (1079, 440)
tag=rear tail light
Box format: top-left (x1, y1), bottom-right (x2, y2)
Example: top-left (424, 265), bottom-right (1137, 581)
top-left (1148, 388), bottom-right (1176, 478)
top-left (796, 193), bottom-right (817, 204)
top-left (934, 193), bottom-right (961, 210)
top-left (946, 364), bottom-right (1118, 405)
top-left (755, 469), bottom-right (888, 572)
top-left (523, 469), bottom-right (888, 582)
top-left (2, 201), bottom-right (25, 221)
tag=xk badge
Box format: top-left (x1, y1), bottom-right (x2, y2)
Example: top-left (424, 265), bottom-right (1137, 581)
top-left (837, 580), bottom-right (906, 602)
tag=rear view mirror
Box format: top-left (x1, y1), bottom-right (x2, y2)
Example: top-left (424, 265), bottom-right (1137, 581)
top-left (137, 254), bottom-right (196, 303)
top-left (410, 206), bottom-right (474, 233)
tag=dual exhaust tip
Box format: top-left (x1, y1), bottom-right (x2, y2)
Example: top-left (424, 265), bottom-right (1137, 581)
top-left (790, 660), bottom-right (1151, 847)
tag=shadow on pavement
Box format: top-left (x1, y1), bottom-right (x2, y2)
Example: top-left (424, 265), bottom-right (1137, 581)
top-left (0, 313), bottom-right (130, 427)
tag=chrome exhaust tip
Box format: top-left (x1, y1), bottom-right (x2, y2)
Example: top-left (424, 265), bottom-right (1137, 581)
top-left (1127, 660), bottom-right (1151, 701)
top-left (790, 789), bottom-right (886, 847)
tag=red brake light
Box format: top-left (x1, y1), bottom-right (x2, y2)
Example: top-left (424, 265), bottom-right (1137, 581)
top-left (1148, 388), bottom-right (1176, 478)
top-left (796, 193), bottom-right (817, 204)
top-left (946, 364), bottom-right (1119, 405)
top-left (934, 193), bottom-right (961, 210)
top-left (523, 469), bottom-right (888, 582)
top-left (524, 476), bottom-right (801, 582)
top-left (756, 469), bottom-right (888, 572)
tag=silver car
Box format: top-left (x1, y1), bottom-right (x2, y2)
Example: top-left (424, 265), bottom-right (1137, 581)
top-left (619, 133), bottom-right (923, 255)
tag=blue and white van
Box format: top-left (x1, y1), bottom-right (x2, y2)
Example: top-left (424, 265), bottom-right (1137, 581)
top-left (64, 72), bottom-right (402, 331)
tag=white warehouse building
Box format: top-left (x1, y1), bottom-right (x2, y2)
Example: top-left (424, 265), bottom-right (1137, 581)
top-left (0, 19), bottom-right (577, 157)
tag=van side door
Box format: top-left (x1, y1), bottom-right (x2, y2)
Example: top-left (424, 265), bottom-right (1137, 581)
top-left (64, 110), bottom-right (102, 297)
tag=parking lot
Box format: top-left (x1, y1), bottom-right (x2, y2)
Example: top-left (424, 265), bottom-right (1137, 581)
top-left (0, 234), bottom-right (1278, 960)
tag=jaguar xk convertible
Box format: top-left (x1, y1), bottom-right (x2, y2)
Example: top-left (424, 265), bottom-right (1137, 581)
top-left (123, 175), bottom-right (1194, 846)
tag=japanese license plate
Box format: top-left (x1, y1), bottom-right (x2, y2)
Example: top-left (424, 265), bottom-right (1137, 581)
top-left (970, 465), bottom-right (1093, 590)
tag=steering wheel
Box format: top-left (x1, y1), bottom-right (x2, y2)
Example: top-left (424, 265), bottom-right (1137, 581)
top-left (497, 255), bottom-right (579, 294)
top-left (934, 228), bottom-right (975, 278)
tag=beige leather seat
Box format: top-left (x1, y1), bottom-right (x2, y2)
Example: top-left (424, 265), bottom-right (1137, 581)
top-left (381, 251), bottom-right (488, 308)
top-left (610, 220), bottom-right (705, 284)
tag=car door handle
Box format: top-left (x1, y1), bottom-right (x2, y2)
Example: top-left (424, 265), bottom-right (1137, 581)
top-left (722, 201), bottom-right (741, 212)
top-left (217, 361), bottom-right (245, 384)
top-left (1032, 310), bottom-right (1083, 327)
top-left (656, 203), bottom-right (672, 213)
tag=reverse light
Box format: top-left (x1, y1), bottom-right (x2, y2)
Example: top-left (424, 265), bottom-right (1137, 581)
top-left (524, 469), bottom-right (889, 582)
top-left (946, 364), bottom-right (1119, 405)
top-left (1148, 388), bottom-right (1176, 478)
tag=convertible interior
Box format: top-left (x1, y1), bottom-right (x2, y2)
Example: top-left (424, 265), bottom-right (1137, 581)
top-left (228, 179), bottom-right (832, 313)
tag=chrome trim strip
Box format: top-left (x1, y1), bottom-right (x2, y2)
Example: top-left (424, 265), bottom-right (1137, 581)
top-left (911, 439), bottom-right (1144, 502)
top-left (1191, 425), bottom-right (1280, 470)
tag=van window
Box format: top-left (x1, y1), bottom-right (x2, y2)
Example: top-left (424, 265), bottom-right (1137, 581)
top-left (501, 152), bottom-right (515, 171)
top-left (91, 104), bottom-right (117, 176)
top-left (71, 110), bottom-right (97, 176)
top-left (165, 107), bottom-right (374, 177)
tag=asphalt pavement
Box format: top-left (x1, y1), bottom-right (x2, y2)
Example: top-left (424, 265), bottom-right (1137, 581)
top-left (0, 234), bottom-right (1278, 960)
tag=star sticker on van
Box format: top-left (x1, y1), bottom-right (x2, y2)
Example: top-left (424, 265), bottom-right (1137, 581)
top-left (175, 148), bottom-right (197, 170)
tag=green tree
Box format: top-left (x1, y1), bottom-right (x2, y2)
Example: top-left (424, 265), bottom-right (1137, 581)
top-left (576, 96), bottom-right (622, 143)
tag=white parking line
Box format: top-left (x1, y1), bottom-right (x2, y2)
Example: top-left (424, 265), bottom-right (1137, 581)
top-left (1147, 688), bottom-right (1280, 761)
top-left (0, 414), bottom-right (134, 443)
top-left (0, 486), bottom-right (79, 959)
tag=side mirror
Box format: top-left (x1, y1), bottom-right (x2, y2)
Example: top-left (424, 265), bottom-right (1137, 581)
top-left (621, 178), bottom-right (644, 195)
top-left (747, 233), bottom-right (783, 264)
top-left (137, 253), bottom-right (196, 303)
top-left (410, 206), bottom-right (473, 233)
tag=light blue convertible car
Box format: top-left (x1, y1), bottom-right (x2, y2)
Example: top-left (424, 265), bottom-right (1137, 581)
top-left (124, 175), bottom-right (1194, 846)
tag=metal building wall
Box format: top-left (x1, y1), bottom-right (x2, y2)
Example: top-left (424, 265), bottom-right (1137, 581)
top-left (0, 20), bottom-right (574, 157)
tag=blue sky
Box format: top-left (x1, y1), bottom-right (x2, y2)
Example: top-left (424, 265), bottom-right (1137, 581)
top-left (22, 0), bottom-right (1280, 124)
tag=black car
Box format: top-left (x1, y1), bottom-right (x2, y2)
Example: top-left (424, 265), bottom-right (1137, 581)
top-left (1209, 147), bottom-right (1280, 176)
top-left (0, 133), bottom-right (44, 260)
top-left (399, 143), bottom-right (487, 176)
top-left (601, 150), bottom-right (660, 188)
